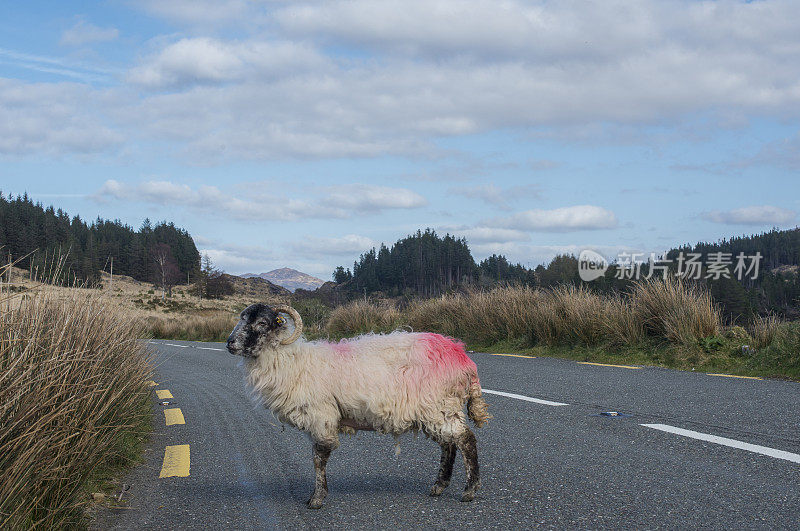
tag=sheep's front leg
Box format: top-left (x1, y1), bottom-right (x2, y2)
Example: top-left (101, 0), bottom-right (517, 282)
top-left (308, 442), bottom-right (333, 509)
top-left (430, 442), bottom-right (457, 496)
top-left (456, 428), bottom-right (480, 502)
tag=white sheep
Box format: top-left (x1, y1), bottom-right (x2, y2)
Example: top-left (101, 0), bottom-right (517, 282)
top-left (226, 303), bottom-right (489, 509)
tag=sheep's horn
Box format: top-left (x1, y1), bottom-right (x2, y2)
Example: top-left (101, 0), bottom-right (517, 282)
top-left (274, 304), bottom-right (303, 345)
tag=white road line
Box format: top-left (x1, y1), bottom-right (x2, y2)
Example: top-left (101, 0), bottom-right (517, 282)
top-left (164, 343), bottom-right (189, 348)
top-left (641, 423), bottom-right (800, 464)
top-left (197, 347), bottom-right (224, 351)
top-left (482, 389), bottom-right (568, 406)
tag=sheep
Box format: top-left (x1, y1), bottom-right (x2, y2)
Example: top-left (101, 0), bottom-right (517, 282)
top-left (226, 303), bottom-right (490, 509)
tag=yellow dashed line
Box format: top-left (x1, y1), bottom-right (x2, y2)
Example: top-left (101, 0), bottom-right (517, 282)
top-left (155, 389), bottom-right (173, 400)
top-left (159, 445), bottom-right (190, 478)
top-left (491, 353), bottom-right (536, 359)
top-left (164, 408), bottom-right (185, 426)
top-left (707, 373), bottom-right (763, 380)
top-left (578, 361), bottom-right (642, 370)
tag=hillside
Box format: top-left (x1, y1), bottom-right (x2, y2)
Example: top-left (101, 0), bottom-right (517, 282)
top-left (242, 268), bottom-right (325, 292)
top-left (222, 273), bottom-right (291, 298)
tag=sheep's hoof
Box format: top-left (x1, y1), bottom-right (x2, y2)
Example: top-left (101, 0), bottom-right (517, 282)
top-left (461, 481), bottom-right (480, 502)
top-left (429, 483), bottom-right (447, 497)
top-left (307, 497), bottom-right (325, 510)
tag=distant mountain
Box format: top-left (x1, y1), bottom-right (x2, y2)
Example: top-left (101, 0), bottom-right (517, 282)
top-left (223, 274), bottom-right (291, 298)
top-left (241, 268), bottom-right (325, 292)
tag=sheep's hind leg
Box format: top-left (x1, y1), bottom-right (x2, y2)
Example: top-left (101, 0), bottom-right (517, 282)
top-left (455, 428), bottom-right (480, 502)
top-left (430, 441), bottom-right (457, 496)
top-left (308, 442), bottom-right (333, 509)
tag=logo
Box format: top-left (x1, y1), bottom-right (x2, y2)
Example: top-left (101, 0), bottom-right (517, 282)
top-left (578, 249), bottom-right (608, 282)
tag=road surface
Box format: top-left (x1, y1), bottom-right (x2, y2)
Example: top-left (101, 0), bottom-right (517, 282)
top-left (94, 340), bottom-right (800, 530)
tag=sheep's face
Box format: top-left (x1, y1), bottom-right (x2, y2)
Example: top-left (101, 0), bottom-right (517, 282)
top-left (227, 303), bottom-right (282, 357)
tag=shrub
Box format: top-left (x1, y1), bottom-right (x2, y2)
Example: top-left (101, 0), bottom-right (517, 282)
top-left (0, 271), bottom-right (152, 528)
top-left (631, 278), bottom-right (721, 344)
top-left (749, 314), bottom-right (781, 349)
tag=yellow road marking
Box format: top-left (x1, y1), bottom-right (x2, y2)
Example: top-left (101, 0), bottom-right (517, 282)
top-left (578, 361), bottom-right (642, 370)
top-left (155, 389), bottom-right (173, 399)
top-left (164, 408), bottom-right (185, 425)
top-left (491, 353), bottom-right (536, 359)
top-left (146, 380), bottom-right (158, 387)
top-left (707, 373), bottom-right (763, 380)
top-left (159, 445), bottom-right (190, 478)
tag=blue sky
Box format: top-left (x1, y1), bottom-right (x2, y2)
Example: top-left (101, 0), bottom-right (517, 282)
top-left (1, 0), bottom-right (799, 279)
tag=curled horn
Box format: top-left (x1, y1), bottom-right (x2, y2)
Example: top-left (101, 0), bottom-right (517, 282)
top-left (274, 305), bottom-right (303, 345)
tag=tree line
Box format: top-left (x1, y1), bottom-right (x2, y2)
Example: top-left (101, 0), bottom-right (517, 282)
top-left (334, 227), bottom-right (800, 322)
top-left (334, 229), bottom-right (536, 297)
top-left (0, 192), bottom-right (200, 286)
top-left (668, 228), bottom-right (800, 320)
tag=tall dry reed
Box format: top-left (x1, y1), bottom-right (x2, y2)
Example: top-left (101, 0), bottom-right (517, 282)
top-left (145, 311), bottom-right (237, 342)
top-left (632, 278), bottom-right (720, 343)
top-left (326, 279), bottom-right (720, 348)
top-left (326, 299), bottom-right (403, 338)
top-left (0, 266), bottom-right (152, 529)
top-left (750, 314), bottom-right (781, 349)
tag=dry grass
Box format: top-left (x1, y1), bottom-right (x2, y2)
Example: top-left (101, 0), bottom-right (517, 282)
top-left (406, 286), bottom-right (544, 344)
top-left (326, 299), bottom-right (403, 338)
top-left (327, 279), bottom-right (720, 349)
top-left (145, 311), bottom-right (238, 342)
top-left (631, 278), bottom-right (721, 344)
top-left (600, 294), bottom-right (646, 346)
top-left (0, 265), bottom-right (152, 529)
top-left (750, 314), bottom-right (782, 349)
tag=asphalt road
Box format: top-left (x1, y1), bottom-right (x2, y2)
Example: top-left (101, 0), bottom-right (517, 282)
top-left (94, 340), bottom-right (800, 530)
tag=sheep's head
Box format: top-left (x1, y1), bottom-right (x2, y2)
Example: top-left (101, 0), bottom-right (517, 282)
top-left (226, 303), bottom-right (303, 357)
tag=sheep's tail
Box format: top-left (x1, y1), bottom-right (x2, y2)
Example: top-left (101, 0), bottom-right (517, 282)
top-left (467, 378), bottom-right (490, 427)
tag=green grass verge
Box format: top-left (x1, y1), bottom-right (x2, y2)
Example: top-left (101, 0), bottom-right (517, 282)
top-left (472, 333), bottom-right (800, 381)
top-left (83, 394), bottom-right (153, 519)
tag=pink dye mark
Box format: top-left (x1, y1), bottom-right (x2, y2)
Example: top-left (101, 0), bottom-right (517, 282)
top-left (420, 333), bottom-right (476, 371)
top-left (330, 340), bottom-right (353, 356)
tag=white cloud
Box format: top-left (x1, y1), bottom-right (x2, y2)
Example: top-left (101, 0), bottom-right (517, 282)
top-left (319, 184), bottom-right (427, 212)
top-left (200, 248), bottom-right (274, 275)
top-left (441, 225), bottom-right (530, 244)
top-left (7, 1), bottom-right (800, 161)
top-left (448, 183), bottom-right (541, 210)
top-left (701, 206), bottom-right (796, 226)
top-left (60, 19), bottom-right (119, 47)
top-left (289, 234), bottom-right (379, 258)
top-left (93, 180), bottom-right (425, 220)
top-left (135, 0), bottom-right (256, 26)
top-left (128, 38), bottom-right (242, 88)
top-left (127, 38), bottom-right (325, 89)
top-left (469, 242), bottom-right (649, 267)
top-left (486, 205), bottom-right (618, 232)
top-left (277, 0), bottom-right (800, 70)
top-left (94, 179), bottom-right (327, 221)
top-left (0, 48), bottom-right (115, 83)
top-left (0, 79), bottom-right (122, 156)
top-left (736, 132), bottom-right (800, 171)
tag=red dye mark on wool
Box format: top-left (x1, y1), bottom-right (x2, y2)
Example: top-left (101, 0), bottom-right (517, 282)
top-left (420, 333), bottom-right (476, 370)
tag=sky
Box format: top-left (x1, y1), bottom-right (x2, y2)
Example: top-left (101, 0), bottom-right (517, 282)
top-left (1, 0), bottom-right (799, 280)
